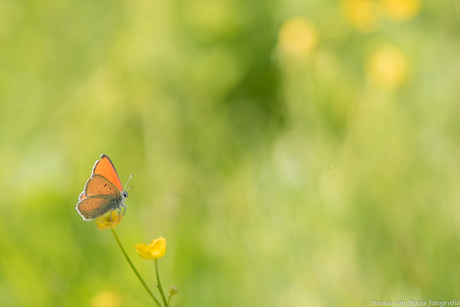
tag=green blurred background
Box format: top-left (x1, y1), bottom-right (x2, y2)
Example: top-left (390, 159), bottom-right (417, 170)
top-left (1, 0), bottom-right (459, 306)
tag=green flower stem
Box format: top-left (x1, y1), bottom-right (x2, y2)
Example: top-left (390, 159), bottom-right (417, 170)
top-left (154, 259), bottom-right (169, 307)
top-left (111, 228), bottom-right (162, 307)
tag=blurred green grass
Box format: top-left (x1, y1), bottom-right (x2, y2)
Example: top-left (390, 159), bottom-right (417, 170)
top-left (1, 0), bottom-right (460, 306)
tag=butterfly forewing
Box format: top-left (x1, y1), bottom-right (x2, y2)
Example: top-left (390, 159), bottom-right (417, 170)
top-left (76, 195), bottom-right (117, 220)
top-left (84, 174), bottom-right (121, 198)
top-left (79, 191), bottom-right (87, 201)
top-left (92, 154), bottom-right (123, 191)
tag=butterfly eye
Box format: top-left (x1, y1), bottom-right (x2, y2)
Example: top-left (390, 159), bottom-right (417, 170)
top-left (122, 191), bottom-right (128, 198)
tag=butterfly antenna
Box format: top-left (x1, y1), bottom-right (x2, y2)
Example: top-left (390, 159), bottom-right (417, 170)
top-left (124, 173), bottom-right (134, 191)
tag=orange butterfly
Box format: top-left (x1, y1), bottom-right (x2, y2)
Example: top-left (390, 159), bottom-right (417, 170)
top-left (76, 154), bottom-right (132, 220)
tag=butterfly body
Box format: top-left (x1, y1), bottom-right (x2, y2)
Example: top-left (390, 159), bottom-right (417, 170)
top-left (76, 154), bottom-right (129, 221)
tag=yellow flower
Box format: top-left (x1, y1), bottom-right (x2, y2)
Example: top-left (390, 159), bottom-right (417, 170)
top-left (95, 211), bottom-right (123, 230)
top-left (135, 237), bottom-right (167, 260)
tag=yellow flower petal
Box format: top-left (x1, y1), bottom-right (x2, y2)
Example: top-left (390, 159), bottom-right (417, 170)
top-left (148, 237), bottom-right (167, 259)
top-left (136, 237), bottom-right (167, 260)
top-left (135, 243), bottom-right (155, 260)
top-left (95, 211), bottom-right (123, 230)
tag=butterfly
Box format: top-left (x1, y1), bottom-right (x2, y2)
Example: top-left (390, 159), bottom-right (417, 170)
top-left (76, 154), bottom-right (132, 221)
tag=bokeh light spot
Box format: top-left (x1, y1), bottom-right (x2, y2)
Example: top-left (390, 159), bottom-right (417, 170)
top-left (278, 17), bottom-right (318, 59)
top-left (90, 290), bottom-right (122, 307)
top-left (365, 44), bottom-right (408, 89)
top-left (379, 0), bottom-right (421, 21)
top-left (342, 0), bottom-right (383, 32)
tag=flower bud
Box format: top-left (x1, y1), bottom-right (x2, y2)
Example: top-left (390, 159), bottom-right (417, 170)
top-left (169, 286), bottom-right (179, 296)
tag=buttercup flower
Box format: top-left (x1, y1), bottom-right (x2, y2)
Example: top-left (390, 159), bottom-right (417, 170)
top-left (95, 211), bottom-right (123, 230)
top-left (135, 237), bottom-right (167, 260)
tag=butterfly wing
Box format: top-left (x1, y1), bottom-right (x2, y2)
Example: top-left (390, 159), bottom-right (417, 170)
top-left (76, 195), bottom-right (118, 220)
top-left (92, 154), bottom-right (123, 191)
top-left (84, 174), bottom-right (121, 198)
top-left (79, 191), bottom-right (87, 201)
top-left (76, 154), bottom-right (128, 220)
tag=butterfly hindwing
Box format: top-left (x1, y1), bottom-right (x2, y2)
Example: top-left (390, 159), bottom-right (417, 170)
top-left (76, 195), bottom-right (119, 220)
top-left (84, 174), bottom-right (121, 198)
top-left (92, 154), bottom-right (123, 191)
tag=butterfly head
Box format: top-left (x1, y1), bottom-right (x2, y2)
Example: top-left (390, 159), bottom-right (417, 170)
top-left (121, 173), bottom-right (133, 200)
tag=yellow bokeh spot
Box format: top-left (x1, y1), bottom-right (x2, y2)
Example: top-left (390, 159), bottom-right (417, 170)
top-left (379, 0), bottom-right (421, 21)
top-left (278, 17), bottom-right (318, 58)
top-left (90, 290), bottom-right (122, 307)
top-left (342, 0), bottom-right (383, 32)
top-left (365, 45), bottom-right (408, 89)
top-left (135, 237), bottom-right (167, 260)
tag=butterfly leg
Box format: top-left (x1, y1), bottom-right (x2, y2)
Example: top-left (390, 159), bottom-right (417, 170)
top-left (117, 207), bottom-right (122, 222)
top-left (120, 204), bottom-right (127, 217)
